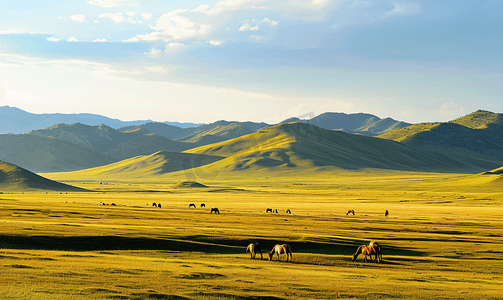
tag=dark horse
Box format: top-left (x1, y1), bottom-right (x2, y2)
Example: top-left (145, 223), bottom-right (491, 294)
top-left (266, 208), bottom-right (273, 213)
top-left (211, 208), bottom-right (220, 214)
top-left (152, 202), bottom-right (157, 207)
top-left (347, 210), bottom-right (355, 215)
top-left (189, 203), bottom-right (196, 208)
top-left (201, 203), bottom-right (206, 208)
top-left (385, 210), bottom-right (389, 217)
top-left (246, 243), bottom-right (263, 259)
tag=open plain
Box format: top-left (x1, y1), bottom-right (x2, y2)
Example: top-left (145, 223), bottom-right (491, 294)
top-left (1, 170), bottom-right (503, 299)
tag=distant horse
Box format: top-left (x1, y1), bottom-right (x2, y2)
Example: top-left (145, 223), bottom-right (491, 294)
top-left (201, 203), bottom-right (206, 208)
top-left (189, 203), bottom-right (196, 208)
top-left (273, 209), bottom-right (278, 213)
top-left (152, 202), bottom-right (157, 207)
top-left (347, 210), bottom-right (355, 215)
top-left (111, 203), bottom-right (116, 206)
top-left (266, 208), bottom-right (273, 213)
top-left (157, 203), bottom-right (161, 208)
top-left (211, 208), bottom-right (220, 214)
top-left (246, 243), bottom-right (263, 259)
top-left (268, 244), bottom-right (293, 262)
top-left (286, 209), bottom-right (291, 214)
top-left (385, 210), bottom-right (389, 217)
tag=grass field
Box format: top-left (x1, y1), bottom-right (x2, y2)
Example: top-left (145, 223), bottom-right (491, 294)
top-left (1, 170), bottom-right (503, 299)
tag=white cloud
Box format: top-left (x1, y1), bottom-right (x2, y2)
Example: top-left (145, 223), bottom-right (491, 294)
top-left (309, 0), bottom-right (330, 6)
top-left (249, 35), bottom-right (266, 42)
top-left (128, 17), bottom-right (138, 24)
top-left (209, 40), bottom-right (222, 46)
top-left (99, 13), bottom-right (125, 23)
top-left (126, 12), bottom-right (138, 17)
top-left (164, 42), bottom-right (188, 55)
top-left (250, 25), bottom-right (259, 31)
top-left (47, 37), bottom-right (60, 42)
top-left (439, 102), bottom-right (464, 117)
top-left (145, 66), bottom-right (168, 73)
top-left (144, 48), bottom-right (162, 57)
top-left (67, 37), bottom-right (79, 42)
top-left (122, 36), bottom-right (139, 42)
top-left (0, 30), bottom-right (40, 35)
top-left (206, 0), bottom-right (269, 16)
top-left (192, 5), bottom-right (210, 13)
top-left (70, 14), bottom-right (86, 23)
top-left (94, 20), bottom-right (99, 23)
top-left (140, 13), bottom-right (152, 21)
top-left (86, 0), bottom-right (135, 7)
top-left (136, 9), bottom-right (210, 42)
top-left (262, 17), bottom-right (278, 26)
top-left (239, 23), bottom-right (250, 31)
top-left (92, 38), bottom-right (107, 42)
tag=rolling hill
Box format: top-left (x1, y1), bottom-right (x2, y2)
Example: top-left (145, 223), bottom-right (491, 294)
top-left (378, 110), bottom-right (503, 161)
top-left (49, 151), bottom-right (223, 179)
top-left (0, 123), bottom-right (196, 173)
top-left (0, 161), bottom-right (85, 191)
top-left (182, 122), bottom-right (501, 173)
top-left (284, 112), bottom-right (411, 136)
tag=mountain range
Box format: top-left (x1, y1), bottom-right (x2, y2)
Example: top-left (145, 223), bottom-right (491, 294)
top-left (1, 108), bottom-right (503, 176)
top-left (0, 106), bottom-right (201, 134)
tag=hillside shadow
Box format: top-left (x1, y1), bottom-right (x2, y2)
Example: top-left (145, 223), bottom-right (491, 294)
top-left (0, 234), bottom-right (424, 257)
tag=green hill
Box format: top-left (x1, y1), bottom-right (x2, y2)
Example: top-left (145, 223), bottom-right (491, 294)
top-left (185, 122), bottom-right (500, 173)
top-left (0, 134), bottom-right (110, 173)
top-left (0, 123), bottom-right (196, 173)
top-left (54, 151), bottom-right (223, 179)
top-left (0, 161), bottom-right (85, 191)
top-left (378, 111), bottom-right (503, 161)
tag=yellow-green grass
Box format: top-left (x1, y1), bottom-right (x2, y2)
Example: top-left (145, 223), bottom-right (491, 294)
top-left (2, 171), bottom-right (503, 299)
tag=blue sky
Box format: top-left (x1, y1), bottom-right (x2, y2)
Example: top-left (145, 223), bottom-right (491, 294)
top-left (0, 0), bottom-right (501, 124)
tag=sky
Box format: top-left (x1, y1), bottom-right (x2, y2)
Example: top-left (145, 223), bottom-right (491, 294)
top-left (0, 0), bottom-right (501, 124)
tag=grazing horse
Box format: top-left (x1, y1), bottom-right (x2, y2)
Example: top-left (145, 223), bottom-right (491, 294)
top-left (158, 203), bottom-right (162, 208)
top-left (152, 202), bottom-right (157, 207)
top-left (369, 242), bottom-right (383, 263)
top-left (347, 209), bottom-right (355, 215)
top-left (211, 208), bottom-right (220, 214)
top-left (266, 208), bottom-right (273, 213)
top-left (189, 203), bottom-right (196, 208)
top-left (273, 209), bottom-right (278, 213)
top-left (268, 244), bottom-right (293, 262)
top-left (286, 209), bottom-right (291, 214)
top-left (246, 243), bottom-right (263, 259)
top-left (385, 210), bottom-right (389, 217)
top-left (201, 203), bottom-right (206, 208)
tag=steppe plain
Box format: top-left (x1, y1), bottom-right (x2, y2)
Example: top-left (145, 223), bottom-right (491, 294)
top-left (2, 167), bottom-right (503, 299)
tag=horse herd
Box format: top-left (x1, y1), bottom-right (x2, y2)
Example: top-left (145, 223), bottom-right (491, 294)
top-left (245, 241), bottom-right (383, 263)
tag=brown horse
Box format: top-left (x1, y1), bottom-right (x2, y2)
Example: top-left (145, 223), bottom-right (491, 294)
top-left (246, 243), bottom-right (263, 259)
top-left (352, 242), bottom-right (382, 263)
top-left (268, 244), bottom-right (293, 262)
top-left (347, 209), bottom-right (355, 215)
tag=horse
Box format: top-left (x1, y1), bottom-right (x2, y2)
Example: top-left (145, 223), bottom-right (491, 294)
top-left (246, 243), bottom-right (263, 259)
top-left (157, 203), bottom-right (162, 208)
top-left (352, 242), bottom-right (382, 263)
top-left (211, 208), bottom-right (220, 214)
top-left (273, 209), bottom-right (278, 213)
top-left (286, 209), bottom-right (291, 214)
top-left (369, 242), bottom-right (383, 263)
top-left (385, 210), bottom-right (389, 217)
top-left (201, 203), bottom-right (206, 208)
top-left (152, 202), bottom-right (157, 207)
top-left (347, 209), bottom-right (355, 215)
top-left (268, 244), bottom-right (293, 262)
top-left (266, 208), bottom-right (273, 213)
top-left (189, 203), bottom-right (196, 208)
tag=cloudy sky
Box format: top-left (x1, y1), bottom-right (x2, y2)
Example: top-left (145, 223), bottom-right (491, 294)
top-left (0, 0), bottom-right (501, 124)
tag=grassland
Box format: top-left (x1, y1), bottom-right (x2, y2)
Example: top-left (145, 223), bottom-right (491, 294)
top-left (2, 170), bottom-right (503, 299)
